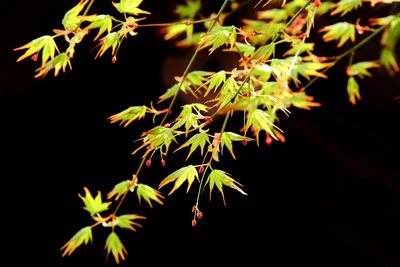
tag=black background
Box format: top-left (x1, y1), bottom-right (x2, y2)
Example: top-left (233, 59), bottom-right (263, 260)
top-left (2, 1), bottom-right (400, 266)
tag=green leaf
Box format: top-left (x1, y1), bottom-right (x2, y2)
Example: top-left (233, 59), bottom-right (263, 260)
top-left (380, 48), bottom-right (400, 74)
top-left (34, 52), bottom-right (72, 78)
top-left (159, 165), bottom-right (199, 195)
top-left (175, 0), bottom-right (201, 19)
top-left (257, 9), bottom-right (288, 22)
top-left (163, 23), bottom-right (191, 40)
top-left (187, 71), bottom-right (213, 87)
top-left (112, 0), bottom-right (150, 15)
top-left (105, 232), bottom-right (127, 264)
top-left (61, 226), bottom-right (92, 257)
top-left (62, 0), bottom-right (89, 30)
top-left (283, 41), bottom-right (314, 57)
top-left (347, 76), bottom-right (361, 105)
top-left (173, 104), bottom-right (208, 133)
top-left (205, 70), bottom-right (226, 96)
top-left (79, 187), bottom-right (111, 216)
top-left (134, 126), bottom-right (177, 154)
top-left (320, 22), bottom-right (356, 47)
top-left (198, 26), bottom-right (237, 54)
top-left (220, 132), bottom-right (252, 159)
top-left (331, 0), bottom-right (362, 16)
top-left (15, 35), bottom-right (54, 64)
top-left (86, 15), bottom-right (113, 40)
top-left (108, 180), bottom-right (132, 200)
top-left (175, 129), bottom-right (210, 160)
top-left (252, 43), bottom-right (275, 61)
top-left (234, 42), bottom-right (255, 57)
top-left (317, 2), bottom-right (335, 15)
top-left (136, 183), bottom-right (164, 207)
top-left (245, 109), bottom-right (277, 144)
top-left (346, 61), bottom-right (380, 78)
top-left (108, 105), bottom-right (147, 127)
top-left (159, 82), bottom-right (192, 102)
top-left (115, 214), bottom-right (146, 231)
top-left (284, 90), bottom-right (321, 110)
top-left (95, 32), bottom-right (120, 58)
top-left (206, 169), bottom-right (246, 204)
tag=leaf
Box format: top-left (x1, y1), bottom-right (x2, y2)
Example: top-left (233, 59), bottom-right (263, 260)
top-left (159, 165), bottom-right (198, 195)
top-left (285, 90), bottom-right (321, 110)
top-left (233, 42), bottom-right (255, 57)
top-left (175, 0), bottom-right (201, 19)
top-left (95, 32), bottom-right (120, 58)
top-left (159, 82), bottom-right (192, 102)
top-left (61, 226), bottom-right (92, 257)
top-left (86, 15), bottom-right (113, 40)
top-left (62, 0), bottom-right (89, 30)
top-left (252, 43), bottom-right (275, 61)
top-left (136, 183), bottom-right (164, 207)
top-left (346, 61), bottom-right (380, 78)
top-left (175, 130), bottom-right (210, 160)
top-left (220, 132), bottom-right (252, 159)
top-left (245, 109), bottom-right (277, 144)
top-left (108, 105), bottom-right (147, 127)
top-left (14, 35), bottom-right (54, 64)
top-left (187, 71), bottom-right (213, 87)
top-left (206, 169), bottom-right (247, 204)
top-left (112, 0), bottom-right (150, 15)
top-left (79, 187), bottom-right (111, 216)
top-left (198, 26), bottom-right (237, 54)
top-left (105, 232), bottom-right (127, 264)
top-left (115, 214), bottom-right (146, 231)
top-left (347, 76), bottom-right (361, 105)
top-left (34, 52), bottom-right (72, 78)
top-left (173, 104), bottom-right (208, 133)
top-left (204, 70), bottom-right (226, 96)
top-left (331, 0), bottom-right (362, 16)
top-left (163, 23), bottom-right (191, 40)
top-left (320, 22), bottom-right (356, 47)
top-left (283, 42), bottom-right (314, 57)
top-left (257, 9), bottom-right (288, 22)
top-left (380, 48), bottom-right (400, 74)
top-left (108, 180), bottom-right (131, 200)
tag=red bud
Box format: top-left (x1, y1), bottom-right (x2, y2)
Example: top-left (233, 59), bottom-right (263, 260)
top-left (112, 56), bottom-right (117, 64)
top-left (31, 53), bottom-right (38, 62)
top-left (191, 219), bottom-right (197, 227)
top-left (161, 159), bottom-right (166, 167)
top-left (198, 165), bottom-right (204, 174)
top-left (191, 206), bottom-right (196, 213)
top-left (265, 135), bottom-right (273, 146)
top-left (146, 159), bottom-right (151, 168)
top-left (196, 211), bottom-right (203, 219)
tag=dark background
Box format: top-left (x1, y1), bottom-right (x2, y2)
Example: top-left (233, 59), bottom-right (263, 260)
top-left (2, 0), bottom-right (400, 266)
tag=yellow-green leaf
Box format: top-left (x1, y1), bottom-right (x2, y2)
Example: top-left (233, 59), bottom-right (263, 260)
top-left (206, 169), bottom-right (246, 204)
top-left (347, 76), bottom-right (361, 105)
top-left (112, 0), bottom-right (150, 15)
top-left (136, 183), bottom-right (164, 207)
top-left (79, 187), bottom-right (111, 216)
top-left (61, 226), bottom-right (92, 256)
top-left (115, 214), bottom-right (146, 231)
top-left (159, 165), bottom-right (198, 195)
top-left (108, 180), bottom-right (132, 200)
top-left (175, 130), bottom-right (210, 160)
top-left (346, 61), bottom-right (379, 78)
top-left (62, 0), bottom-right (89, 30)
top-left (105, 232), bottom-right (127, 264)
top-left (108, 105), bottom-right (147, 127)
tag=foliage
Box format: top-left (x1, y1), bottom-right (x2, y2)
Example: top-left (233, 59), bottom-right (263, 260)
top-left (15, 0), bottom-right (400, 264)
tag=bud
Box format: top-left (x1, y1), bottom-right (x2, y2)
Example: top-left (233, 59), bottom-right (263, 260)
top-left (265, 135), bottom-right (273, 146)
top-left (146, 159), bottom-right (152, 168)
top-left (198, 165), bottom-right (204, 174)
top-left (277, 133), bottom-right (286, 143)
top-left (313, 0), bottom-right (321, 7)
top-left (196, 211), bottom-right (203, 219)
top-left (242, 139), bottom-right (247, 146)
top-left (161, 159), bottom-right (166, 167)
top-left (31, 53), bottom-right (38, 62)
top-left (191, 206), bottom-right (196, 213)
top-left (164, 123), bottom-right (170, 128)
top-left (112, 56), bottom-right (117, 64)
top-left (191, 219), bottom-right (197, 227)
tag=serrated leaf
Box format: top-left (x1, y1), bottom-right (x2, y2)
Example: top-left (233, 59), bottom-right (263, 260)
top-left (112, 0), bottom-right (150, 15)
top-left (380, 48), bottom-right (400, 74)
top-left (252, 43), bottom-right (275, 61)
top-left (115, 214), bottom-right (146, 231)
top-left (108, 180), bottom-right (131, 200)
top-left (257, 9), bottom-right (288, 22)
top-left (331, 0), bottom-right (362, 16)
top-left (61, 226), bottom-right (92, 256)
top-left (108, 105), bottom-right (147, 127)
top-left (15, 35), bottom-right (53, 63)
top-left (187, 71), bottom-right (213, 86)
top-left (245, 109), bottom-right (277, 144)
top-left (175, 130), bottom-right (210, 160)
top-left (320, 22), bottom-right (356, 47)
top-left (159, 82), bottom-right (192, 102)
top-left (347, 76), bottom-right (361, 105)
top-left (159, 165), bottom-right (198, 195)
top-left (62, 0), bottom-right (88, 30)
top-left (79, 187), bottom-right (111, 216)
top-left (95, 32), bottom-right (120, 58)
top-left (105, 232), bottom-right (127, 264)
top-left (206, 169), bottom-right (247, 204)
top-left (136, 183), bottom-right (164, 207)
top-left (204, 70), bottom-right (226, 96)
top-left (198, 26), bottom-right (237, 54)
top-left (234, 42), bottom-right (255, 57)
top-left (285, 90), bottom-right (321, 110)
top-left (220, 132), bottom-right (252, 159)
top-left (134, 125), bottom-right (177, 154)
top-left (346, 61), bottom-right (379, 78)
top-left (163, 23), bottom-right (190, 40)
top-left (175, 0), bottom-right (201, 19)
top-left (86, 15), bottom-right (113, 40)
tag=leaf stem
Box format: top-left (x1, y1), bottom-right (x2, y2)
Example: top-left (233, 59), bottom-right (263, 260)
top-left (137, 18), bottom-right (214, 28)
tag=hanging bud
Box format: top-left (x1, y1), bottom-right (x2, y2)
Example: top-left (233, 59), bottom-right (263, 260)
top-left (31, 53), bottom-right (39, 62)
top-left (265, 135), bottom-right (273, 146)
top-left (196, 211), bottom-right (203, 219)
top-left (191, 206), bottom-right (196, 213)
top-left (198, 165), bottom-right (204, 174)
top-left (161, 159), bottom-right (166, 167)
top-left (276, 132), bottom-right (286, 143)
top-left (146, 159), bottom-right (152, 168)
top-left (191, 219), bottom-right (197, 227)
top-left (112, 56), bottom-right (117, 64)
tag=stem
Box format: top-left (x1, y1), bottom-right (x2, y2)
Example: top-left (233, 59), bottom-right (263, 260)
top-left (160, 0), bottom-right (231, 125)
top-left (137, 18), bottom-right (214, 28)
top-left (82, 0), bottom-right (95, 17)
top-left (303, 23), bottom-right (390, 90)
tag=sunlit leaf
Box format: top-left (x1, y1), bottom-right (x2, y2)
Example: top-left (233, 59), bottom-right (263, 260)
top-left (113, 0), bottom-right (150, 15)
top-left (108, 180), bottom-right (132, 200)
top-left (175, 0), bottom-right (201, 19)
top-left (346, 61), bottom-right (380, 78)
top-left (136, 183), bottom-right (164, 207)
top-left (245, 109), bottom-right (277, 144)
top-left (108, 105), bottom-right (147, 127)
top-left (115, 214), bottom-right (146, 231)
top-left (175, 130), bottom-right (210, 159)
top-left (105, 232), bottom-right (127, 264)
top-left (233, 42), bottom-right (255, 57)
top-left (380, 48), bottom-right (400, 74)
top-left (86, 15), bottom-right (113, 40)
top-left (62, 0), bottom-right (89, 30)
top-left (79, 187), bottom-right (111, 216)
top-left (159, 165), bottom-right (198, 195)
top-left (331, 0), bottom-right (362, 16)
top-left (14, 35), bottom-right (57, 65)
top-left (198, 25), bottom-right (237, 54)
top-left (61, 226), bottom-right (92, 256)
top-left (257, 9), bottom-right (288, 22)
top-left (204, 70), bottom-right (226, 96)
top-left (320, 22), bottom-right (356, 47)
top-left (347, 76), bottom-right (361, 105)
top-left (220, 132), bottom-right (252, 159)
top-left (95, 32), bottom-right (120, 58)
top-left (206, 169), bottom-right (247, 204)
